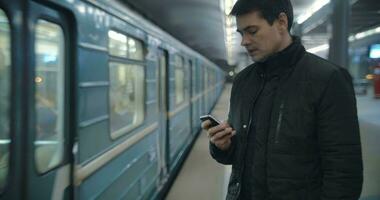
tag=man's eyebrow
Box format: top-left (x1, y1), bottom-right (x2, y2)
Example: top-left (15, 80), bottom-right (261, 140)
top-left (236, 25), bottom-right (258, 32)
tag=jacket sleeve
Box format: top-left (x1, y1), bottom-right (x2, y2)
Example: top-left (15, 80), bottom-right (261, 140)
top-left (317, 68), bottom-right (363, 199)
top-left (209, 83), bottom-right (238, 165)
top-left (209, 137), bottom-right (236, 165)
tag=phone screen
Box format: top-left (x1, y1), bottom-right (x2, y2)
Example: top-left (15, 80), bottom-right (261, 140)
top-left (200, 115), bottom-right (220, 127)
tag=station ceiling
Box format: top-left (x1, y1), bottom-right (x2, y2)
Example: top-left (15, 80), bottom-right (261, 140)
top-left (122, 0), bottom-right (229, 70)
top-left (121, 0), bottom-right (380, 71)
top-left (349, 0), bottom-right (380, 34)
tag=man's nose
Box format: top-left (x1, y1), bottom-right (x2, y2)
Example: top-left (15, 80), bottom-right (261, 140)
top-left (240, 34), bottom-right (250, 46)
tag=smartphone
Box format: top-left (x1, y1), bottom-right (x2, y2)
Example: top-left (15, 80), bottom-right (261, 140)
top-left (200, 114), bottom-right (221, 127)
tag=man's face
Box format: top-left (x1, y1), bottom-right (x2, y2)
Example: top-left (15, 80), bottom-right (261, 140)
top-left (236, 11), bottom-right (283, 62)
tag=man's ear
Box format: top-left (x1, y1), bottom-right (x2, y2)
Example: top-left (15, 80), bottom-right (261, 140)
top-left (277, 12), bottom-right (289, 33)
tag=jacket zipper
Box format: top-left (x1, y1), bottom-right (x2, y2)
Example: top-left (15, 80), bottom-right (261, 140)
top-left (247, 74), bottom-right (266, 133)
top-left (239, 73), bottom-right (265, 177)
top-left (274, 102), bottom-right (284, 144)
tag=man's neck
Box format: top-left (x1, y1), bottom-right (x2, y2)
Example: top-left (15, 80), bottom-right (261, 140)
top-left (277, 34), bottom-right (293, 53)
top-left (256, 34), bottom-right (295, 63)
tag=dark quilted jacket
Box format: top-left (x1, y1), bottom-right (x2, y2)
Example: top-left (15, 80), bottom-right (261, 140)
top-left (210, 50), bottom-right (363, 200)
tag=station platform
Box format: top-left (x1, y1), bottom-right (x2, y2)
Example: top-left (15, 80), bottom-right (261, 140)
top-left (357, 87), bottom-right (380, 200)
top-left (165, 84), bottom-right (380, 200)
top-left (165, 84), bottom-right (232, 200)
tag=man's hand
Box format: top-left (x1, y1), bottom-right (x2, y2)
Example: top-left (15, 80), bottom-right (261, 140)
top-left (201, 120), bottom-right (236, 151)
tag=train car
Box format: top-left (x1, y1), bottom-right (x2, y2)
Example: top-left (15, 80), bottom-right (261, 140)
top-left (0, 0), bottom-right (225, 199)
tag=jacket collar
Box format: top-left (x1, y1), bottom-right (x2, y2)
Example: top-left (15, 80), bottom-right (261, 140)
top-left (256, 36), bottom-right (305, 79)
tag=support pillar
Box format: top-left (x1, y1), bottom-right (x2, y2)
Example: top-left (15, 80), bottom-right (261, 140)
top-left (328, 0), bottom-right (351, 67)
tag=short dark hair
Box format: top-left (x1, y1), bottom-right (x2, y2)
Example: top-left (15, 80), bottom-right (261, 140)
top-left (230, 0), bottom-right (294, 31)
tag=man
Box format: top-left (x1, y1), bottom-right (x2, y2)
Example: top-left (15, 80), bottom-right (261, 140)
top-left (201, 0), bottom-right (363, 199)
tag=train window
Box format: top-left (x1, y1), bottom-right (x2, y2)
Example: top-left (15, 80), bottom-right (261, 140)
top-left (34, 20), bottom-right (65, 173)
top-left (109, 63), bottom-right (144, 138)
top-left (108, 30), bottom-right (144, 61)
top-left (108, 30), bottom-right (145, 139)
top-left (128, 37), bottom-right (143, 60)
top-left (0, 8), bottom-right (11, 189)
top-left (175, 55), bottom-right (185, 105)
top-left (210, 69), bottom-right (216, 85)
top-left (184, 60), bottom-right (190, 100)
top-left (204, 66), bottom-right (208, 90)
top-left (191, 61), bottom-right (197, 94)
top-left (108, 30), bottom-right (127, 57)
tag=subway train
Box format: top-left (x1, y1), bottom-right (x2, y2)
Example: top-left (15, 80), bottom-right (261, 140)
top-left (0, 0), bottom-right (225, 199)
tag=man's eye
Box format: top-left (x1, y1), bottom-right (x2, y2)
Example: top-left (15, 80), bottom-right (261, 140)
top-left (249, 31), bottom-right (257, 35)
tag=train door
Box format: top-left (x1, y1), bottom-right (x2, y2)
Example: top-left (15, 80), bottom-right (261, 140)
top-left (0, 1), bottom-right (24, 199)
top-left (24, 1), bottom-right (73, 199)
top-left (157, 49), bottom-right (169, 182)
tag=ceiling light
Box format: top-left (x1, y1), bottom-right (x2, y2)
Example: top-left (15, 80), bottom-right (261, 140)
top-left (349, 25), bottom-right (380, 42)
top-left (307, 44), bottom-right (329, 53)
top-left (0, 140), bottom-right (10, 144)
top-left (224, 0), bottom-right (237, 15)
top-left (297, 0), bottom-right (330, 24)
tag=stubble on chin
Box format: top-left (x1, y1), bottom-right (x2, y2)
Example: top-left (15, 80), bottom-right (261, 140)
top-left (250, 55), bottom-right (266, 63)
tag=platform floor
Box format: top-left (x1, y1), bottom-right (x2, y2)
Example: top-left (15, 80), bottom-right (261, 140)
top-left (165, 84), bottom-right (232, 200)
top-left (357, 88), bottom-right (380, 200)
top-left (165, 84), bottom-right (380, 200)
